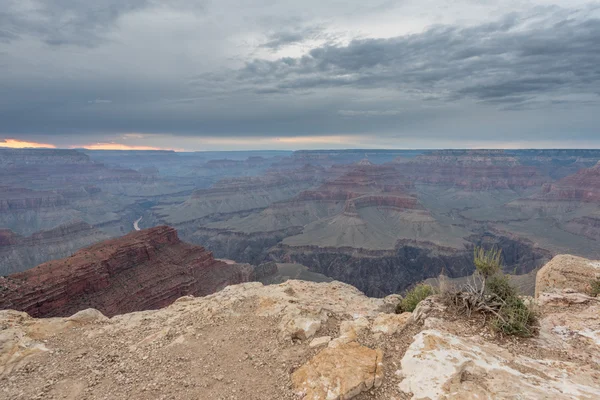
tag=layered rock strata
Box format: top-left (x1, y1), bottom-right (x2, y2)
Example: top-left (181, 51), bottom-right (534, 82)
top-left (0, 226), bottom-right (253, 317)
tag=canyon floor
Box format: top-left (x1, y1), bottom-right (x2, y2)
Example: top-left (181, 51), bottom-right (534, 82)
top-left (2, 256), bottom-right (599, 400)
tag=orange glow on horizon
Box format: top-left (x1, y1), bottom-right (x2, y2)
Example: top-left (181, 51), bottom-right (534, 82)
top-left (73, 142), bottom-right (177, 151)
top-left (0, 138), bottom-right (57, 149)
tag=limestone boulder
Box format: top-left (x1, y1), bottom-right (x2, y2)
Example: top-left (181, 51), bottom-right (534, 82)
top-left (535, 254), bottom-right (600, 297)
top-left (397, 330), bottom-right (600, 400)
top-left (292, 341), bottom-right (383, 400)
top-left (67, 308), bottom-right (109, 323)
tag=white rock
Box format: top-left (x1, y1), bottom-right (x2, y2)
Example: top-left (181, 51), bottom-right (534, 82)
top-left (67, 308), bottom-right (109, 323)
top-left (398, 330), bottom-right (600, 400)
top-left (309, 336), bottom-right (331, 348)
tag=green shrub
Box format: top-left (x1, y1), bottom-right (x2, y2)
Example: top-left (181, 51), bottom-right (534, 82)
top-left (590, 279), bottom-right (600, 297)
top-left (397, 284), bottom-right (435, 313)
top-left (474, 246), bottom-right (502, 279)
top-left (486, 274), bottom-right (517, 301)
top-left (492, 296), bottom-right (537, 337)
top-left (446, 246), bottom-right (537, 337)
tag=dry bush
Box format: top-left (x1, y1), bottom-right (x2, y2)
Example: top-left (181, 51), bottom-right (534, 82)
top-left (444, 247), bottom-right (537, 337)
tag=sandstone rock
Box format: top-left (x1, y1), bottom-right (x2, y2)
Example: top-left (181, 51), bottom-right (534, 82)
top-left (535, 254), bottom-right (600, 297)
top-left (398, 330), bottom-right (600, 400)
top-left (371, 312), bottom-right (411, 335)
top-left (292, 342), bottom-right (383, 400)
top-left (67, 308), bottom-right (108, 323)
top-left (309, 336), bottom-right (331, 348)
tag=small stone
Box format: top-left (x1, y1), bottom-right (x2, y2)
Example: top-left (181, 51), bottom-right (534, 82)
top-left (309, 336), bottom-right (331, 348)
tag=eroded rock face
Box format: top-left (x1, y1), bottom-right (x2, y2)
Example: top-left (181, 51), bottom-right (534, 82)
top-left (0, 226), bottom-right (253, 317)
top-left (535, 254), bottom-right (600, 297)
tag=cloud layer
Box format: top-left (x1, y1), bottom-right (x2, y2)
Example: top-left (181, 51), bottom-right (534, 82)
top-left (1, 1), bottom-right (599, 150)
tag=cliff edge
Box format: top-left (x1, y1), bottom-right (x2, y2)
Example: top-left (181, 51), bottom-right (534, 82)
top-left (1, 255), bottom-right (599, 399)
top-left (0, 226), bottom-right (253, 317)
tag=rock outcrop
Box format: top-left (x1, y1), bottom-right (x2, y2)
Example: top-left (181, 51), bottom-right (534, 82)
top-left (292, 342), bottom-right (383, 400)
top-left (535, 254), bottom-right (600, 297)
top-left (0, 226), bottom-right (254, 317)
top-left (1, 254), bottom-right (600, 399)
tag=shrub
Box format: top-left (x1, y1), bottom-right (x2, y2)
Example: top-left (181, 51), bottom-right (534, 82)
top-left (474, 246), bottom-right (502, 279)
top-left (486, 274), bottom-right (517, 301)
top-left (396, 284), bottom-right (435, 313)
top-left (590, 278), bottom-right (600, 297)
top-left (446, 247), bottom-right (537, 337)
top-left (492, 296), bottom-right (537, 337)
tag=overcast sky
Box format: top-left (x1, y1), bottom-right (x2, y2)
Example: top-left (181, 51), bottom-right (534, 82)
top-left (1, 0), bottom-right (599, 151)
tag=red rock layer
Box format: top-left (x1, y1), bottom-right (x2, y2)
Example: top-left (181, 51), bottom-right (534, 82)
top-left (0, 226), bottom-right (253, 318)
top-left (319, 164), bottom-right (413, 194)
top-left (398, 150), bottom-right (549, 190)
top-left (540, 162), bottom-right (600, 202)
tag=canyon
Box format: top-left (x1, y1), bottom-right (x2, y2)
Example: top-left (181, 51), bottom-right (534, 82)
top-left (1, 148), bottom-right (600, 297)
top-left (0, 226), bottom-right (257, 317)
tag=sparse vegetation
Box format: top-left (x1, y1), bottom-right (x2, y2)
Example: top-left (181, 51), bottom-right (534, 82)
top-left (446, 246), bottom-right (537, 337)
top-left (590, 278), bottom-right (600, 297)
top-left (474, 246), bottom-right (502, 280)
top-left (396, 283), bottom-right (435, 313)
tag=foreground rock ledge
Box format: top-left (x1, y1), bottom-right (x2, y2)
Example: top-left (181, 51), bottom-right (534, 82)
top-left (1, 259), bottom-right (600, 399)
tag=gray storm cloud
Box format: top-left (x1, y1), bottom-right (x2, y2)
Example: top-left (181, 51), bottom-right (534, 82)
top-left (0, 1), bottom-right (599, 149)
